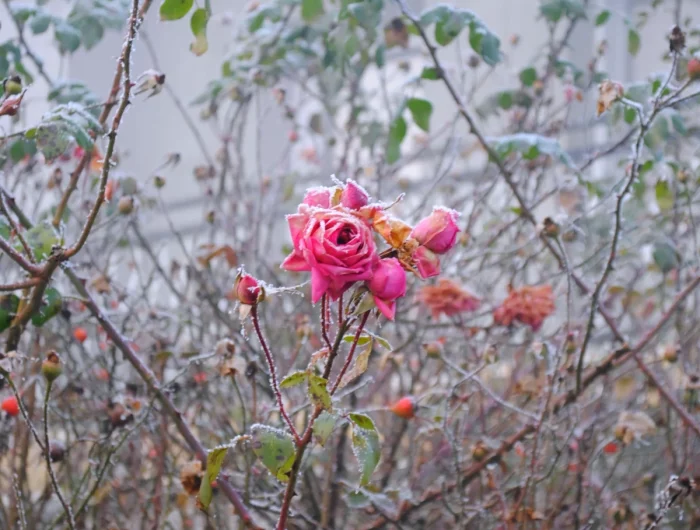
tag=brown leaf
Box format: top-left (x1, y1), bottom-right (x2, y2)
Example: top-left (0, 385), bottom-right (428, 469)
top-left (0, 91), bottom-right (25, 117)
top-left (597, 80), bottom-right (623, 116)
top-left (336, 341), bottom-right (372, 390)
top-left (197, 244), bottom-right (238, 268)
top-left (91, 274), bottom-right (111, 294)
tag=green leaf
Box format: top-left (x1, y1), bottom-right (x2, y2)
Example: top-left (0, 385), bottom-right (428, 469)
top-left (308, 374), bottom-right (332, 410)
top-left (671, 113), bottom-right (687, 136)
top-left (159, 0), bottom-right (193, 21)
top-left (190, 8), bottom-right (208, 55)
top-left (280, 370), bottom-right (308, 389)
top-left (420, 5), bottom-right (501, 65)
top-left (25, 222), bottom-right (60, 261)
top-left (351, 424), bottom-right (380, 486)
top-left (197, 447), bottom-right (228, 510)
top-left (312, 411), bottom-right (337, 446)
top-left (386, 115), bottom-right (406, 164)
top-left (652, 241), bottom-right (679, 273)
top-left (540, 0), bottom-right (586, 21)
top-left (301, 0), bottom-right (323, 22)
top-left (655, 180), bottom-right (673, 211)
top-left (31, 287), bottom-right (62, 327)
top-left (10, 4), bottom-right (36, 22)
top-left (55, 22), bottom-right (81, 53)
top-left (406, 98), bottom-right (432, 132)
top-left (420, 66), bottom-right (440, 80)
top-left (0, 220), bottom-right (10, 240)
top-left (488, 133), bottom-right (574, 168)
top-left (628, 29), bottom-right (641, 56)
top-left (0, 294), bottom-right (20, 332)
top-left (519, 67), bottom-right (537, 87)
top-left (595, 10), bottom-right (610, 25)
top-left (30, 12), bottom-right (52, 34)
top-left (250, 425), bottom-right (296, 482)
top-left (349, 413), bottom-right (375, 431)
top-left (623, 107), bottom-right (636, 124)
top-left (375, 44), bottom-right (385, 68)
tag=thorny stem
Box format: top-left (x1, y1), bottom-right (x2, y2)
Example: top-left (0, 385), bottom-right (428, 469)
top-left (330, 312), bottom-right (370, 394)
top-left (251, 305), bottom-right (301, 443)
top-left (276, 308), bottom-right (366, 529)
top-left (42, 380), bottom-right (76, 530)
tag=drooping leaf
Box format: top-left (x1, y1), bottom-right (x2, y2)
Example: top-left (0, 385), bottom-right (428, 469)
top-left (30, 12), bottom-right (52, 34)
top-left (519, 67), bottom-right (537, 87)
top-left (336, 341), bottom-right (371, 390)
top-left (655, 180), bottom-right (673, 211)
top-left (652, 241), bottom-right (680, 274)
top-left (159, 0), bottom-right (193, 21)
top-left (280, 370), bottom-right (308, 389)
top-left (54, 22), bottom-right (81, 53)
top-left (419, 5), bottom-right (501, 65)
top-left (420, 66), bottom-right (440, 80)
top-left (308, 374), bottom-right (332, 410)
top-left (487, 133), bottom-right (574, 168)
top-left (301, 0), bottom-right (324, 22)
top-left (595, 10), bottom-right (610, 25)
top-left (31, 287), bottom-right (62, 327)
top-left (250, 425), bottom-right (296, 482)
top-left (351, 422), bottom-right (380, 486)
top-left (197, 447), bottom-right (228, 510)
top-left (24, 222), bottom-right (60, 261)
top-left (349, 413), bottom-right (375, 431)
top-left (0, 294), bottom-right (20, 332)
top-left (189, 8), bottom-right (208, 56)
top-left (406, 98), bottom-right (432, 132)
top-left (312, 410), bottom-right (338, 446)
top-left (628, 29), bottom-right (641, 56)
top-left (386, 115), bottom-right (406, 164)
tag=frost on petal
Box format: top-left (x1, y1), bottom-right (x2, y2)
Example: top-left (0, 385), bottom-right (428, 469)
top-left (281, 251), bottom-right (310, 272)
top-left (310, 268), bottom-right (330, 303)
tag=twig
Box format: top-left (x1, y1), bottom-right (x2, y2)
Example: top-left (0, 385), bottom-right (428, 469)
top-left (42, 380), bottom-right (76, 529)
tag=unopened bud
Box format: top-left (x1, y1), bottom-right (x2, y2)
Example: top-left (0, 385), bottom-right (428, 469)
top-left (42, 351), bottom-right (63, 382)
top-left (118, 196), bottom-right (134, 215)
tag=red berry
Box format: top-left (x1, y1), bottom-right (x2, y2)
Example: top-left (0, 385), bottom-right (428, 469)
top-left (390, 396), bottom-right (416, 419)
top-left (73, 327), bottom-right (88, 343)
top-left (603, 441), bottom-right (618, 454)
top-left (1, 396), bottom-right (20, 417)
top-left (688, 57), bottom-right (700, 80)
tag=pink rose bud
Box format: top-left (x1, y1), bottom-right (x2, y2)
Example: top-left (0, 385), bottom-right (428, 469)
top-left (302, 187), bottom-right (333, 208)
top-left (411, 207), bottom-right (460, 254)
top-left (340, 179), bottom-right (369, 210)
top-left (412, 246), bottom-right (440, 279)
top-left (234, 271), bottom-right (263, 305)
top-left (367, 258), bottom-right (407, 320)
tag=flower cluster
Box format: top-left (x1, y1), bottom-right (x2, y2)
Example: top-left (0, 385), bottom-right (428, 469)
top-left (418, 278), bottom-right (481, 318)
top-left (280, 179), bottom-right (459, 319)
top-left (492, 284), bottom-right (555, 331)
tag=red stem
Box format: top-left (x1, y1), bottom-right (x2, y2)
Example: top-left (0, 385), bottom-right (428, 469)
top-left (320, 294), bottom-right (332, 350)
top-left (251, 305), bottom-right (301, 443)
top-left (330, 312), bottom-right (370, 395)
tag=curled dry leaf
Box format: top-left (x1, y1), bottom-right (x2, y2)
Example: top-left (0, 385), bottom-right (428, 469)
top-left (198, 244), bottom-right (238, 269)
top-left (597, 80), bottom-right (623, 116)
top-left (180, 460), bottom-right (203, 495)
top-left (614, 410), bottom-right (657, 444)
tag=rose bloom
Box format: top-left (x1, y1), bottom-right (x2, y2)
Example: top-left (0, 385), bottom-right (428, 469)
top-left (410, 207), bottom-right (460, 254)
top-left (367, 258), bottom-right (407, 320)
top-left (418, 278), bottom-right (481, 318)
top-left (493, 284), bottom-right (555, 331)
top-left (281, 206), bottom-right (377, 303)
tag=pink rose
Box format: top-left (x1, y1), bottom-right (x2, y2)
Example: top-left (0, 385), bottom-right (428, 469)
top-left (302, 186), bottom-right (334, 208)
top-left (367, 258), bottom-right (407, 320)
top-left (412, 246), bottom-right (440, 279)
top-left (410, 207), bottom-right (460, 254)
top-left (340, 180), bottom-right (369, 210)
top-left (281, 207), bottom-right (378, 303)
